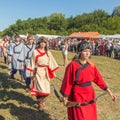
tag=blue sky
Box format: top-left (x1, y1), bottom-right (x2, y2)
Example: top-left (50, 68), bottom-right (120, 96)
top-left (0, 0), bottom-right (120, 31)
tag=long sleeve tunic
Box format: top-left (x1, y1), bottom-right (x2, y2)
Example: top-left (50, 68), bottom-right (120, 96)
top-left (60, 60), bottom-right (107, 120)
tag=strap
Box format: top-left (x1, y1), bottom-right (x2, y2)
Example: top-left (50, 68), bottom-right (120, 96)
top-left (75, 63), bottom-right (89, 82)
top-left (75, 82), bottom-right (91, 87)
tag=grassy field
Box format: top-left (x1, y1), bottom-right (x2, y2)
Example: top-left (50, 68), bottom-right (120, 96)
top-left (0, 50), bottom-right (120, 120)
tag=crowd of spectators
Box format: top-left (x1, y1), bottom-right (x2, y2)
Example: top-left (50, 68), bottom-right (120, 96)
top-left (47, 37), bottom-right (120, 60)
top-left (0, 36), bottom-right (120, 61)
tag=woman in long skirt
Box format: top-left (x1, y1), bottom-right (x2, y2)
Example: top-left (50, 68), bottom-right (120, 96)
top-left (26, 37), bottom-right (59, 110)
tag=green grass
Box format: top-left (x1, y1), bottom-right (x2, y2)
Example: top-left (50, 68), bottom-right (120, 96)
top-left (0, 50), bottom-right (120, 120)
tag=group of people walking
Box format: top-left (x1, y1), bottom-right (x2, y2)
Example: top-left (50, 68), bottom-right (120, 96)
top-left (0, 35), bottom-right (117, 120)
top-left (0, 34), bottom-right (59, 111)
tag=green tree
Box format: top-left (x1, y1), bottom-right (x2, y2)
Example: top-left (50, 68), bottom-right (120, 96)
top-left (112, 5), bottom-right (120, 16)
top-left (48, 13), bottom-right (67, 33)
top-left (102, 16), bottom-right (120, 34)
top-left (1, 6), bottom-right (120, 36)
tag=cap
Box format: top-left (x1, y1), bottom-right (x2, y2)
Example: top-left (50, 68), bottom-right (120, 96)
top-left (77, 41), bottom-right (92, 53)
top-left (37, 37), bottom-right (47, 44)
top-left (15, 34), bottom-right (20, 38)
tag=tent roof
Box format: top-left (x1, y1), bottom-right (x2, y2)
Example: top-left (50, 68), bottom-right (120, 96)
top-left (69, 32), bottom-right (100, 39)
top-left (34, 34), bottom-right (61, 39)
top-left (92, 34), bottom-right (120, 39)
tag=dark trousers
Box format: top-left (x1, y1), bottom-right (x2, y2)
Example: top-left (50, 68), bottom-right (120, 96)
top-left (25, 77), bottom-right (31, 87)
top-left (11, 69), bottom-right (23, 75)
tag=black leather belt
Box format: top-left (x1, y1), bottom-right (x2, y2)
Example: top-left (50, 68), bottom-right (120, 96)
top-left (75, 82), bottom-right (91, 87)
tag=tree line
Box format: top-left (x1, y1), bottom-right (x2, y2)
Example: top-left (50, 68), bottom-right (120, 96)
top-left (1, 5), bottom-right (120, 37)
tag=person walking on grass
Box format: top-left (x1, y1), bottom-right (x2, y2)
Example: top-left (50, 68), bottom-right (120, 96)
top-left (17, 34), bottom-right (36, 92)
top-left (1, 36), bottom-right (8, 64)
top-left (8, 35), bottom-right (24, 82)
top-left (60, 40), bottom-right (117, 120)
top-left (61, 39), bottom-right (69, 67)
top-left (26, 37), bottom-right (59, 110)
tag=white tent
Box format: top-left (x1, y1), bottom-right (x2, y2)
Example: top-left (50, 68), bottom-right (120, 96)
top-left (34, 34), bottom-right (61, 40)
top-left (19, 34), bottom-right (27, 39)
top-left (92, 34), bottom-right (120, 41)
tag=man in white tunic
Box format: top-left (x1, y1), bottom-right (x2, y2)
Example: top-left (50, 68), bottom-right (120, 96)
top-left (9, 35), bottom-right (24, 80)
top-left (17, 35), bottom-right (36, 90)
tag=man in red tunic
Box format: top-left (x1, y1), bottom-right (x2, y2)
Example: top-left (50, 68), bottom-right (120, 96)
top-left (60, 40), bottom-right (116, 120)
top-left (1, 36), bottom-right (8, 64)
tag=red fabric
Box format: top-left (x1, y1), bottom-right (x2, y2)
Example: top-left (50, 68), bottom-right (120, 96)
top-left (60, 61), bottom-right (107, 120)
top-left (37, 65), bottom-right (59, 79)
top-left (26, 67), bottom-right (34, 72)
top-left (35, 49), bottom-right (59, 79)
top-left (47, 66), bottom-right (55, 79)
top-left (30, 82), bottom-right (50, 97)
top-left (47, 66), bottom-right (59, 78)
top-left (35, 49), bottom-right (46, 63)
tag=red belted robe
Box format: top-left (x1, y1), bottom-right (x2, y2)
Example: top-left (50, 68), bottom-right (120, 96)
top-left (60, 60), bottom-right (108, 120)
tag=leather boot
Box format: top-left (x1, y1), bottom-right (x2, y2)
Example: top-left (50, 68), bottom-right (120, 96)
top-left (37, 97), bottom-right (46, 111)
top-left (10, 74), bottom-right (15, 79)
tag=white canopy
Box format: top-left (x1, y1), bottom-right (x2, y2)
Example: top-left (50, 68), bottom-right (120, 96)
top-left (34, 34), bottom-right (61, 40)
top-left (92, 34), bottom-right (120, 41)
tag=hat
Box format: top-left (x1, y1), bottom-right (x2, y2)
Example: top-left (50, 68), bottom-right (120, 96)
top-left (77, 41), bottom-right (92, 53)
top-left (15, 34), bottom-right (20, 38)
top-left (37, 37), bottom-right (47, 44)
